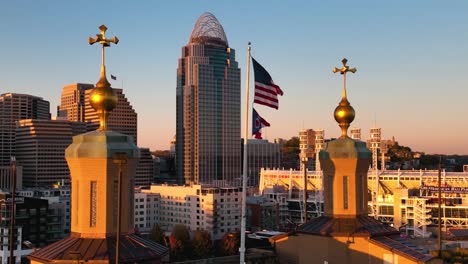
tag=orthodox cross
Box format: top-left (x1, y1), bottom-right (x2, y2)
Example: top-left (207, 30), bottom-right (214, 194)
top-left (333, 58), bottom-right (357, 100)
top-left (88, 25), bottom-right (119, 78)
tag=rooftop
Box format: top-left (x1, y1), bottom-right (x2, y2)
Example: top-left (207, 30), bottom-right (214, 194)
top-left (189, 12), bottom-right (228, 46)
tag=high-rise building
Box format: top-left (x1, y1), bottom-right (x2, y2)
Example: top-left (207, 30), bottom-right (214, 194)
top-left (0, 165), bottom-right (23, 190)
top-left (0, 93), bottom-right (50, 166)
top-left (176, 13), bottom-right (241, 186)
top-left (15, 119), bottom-right (86, 187)
top-left (136, 147), bottom-right (154, 188)
top-left (57, 83), bottom-right (138, 144)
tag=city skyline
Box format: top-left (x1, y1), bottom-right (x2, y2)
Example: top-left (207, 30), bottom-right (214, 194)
top-left (1, 1), bottom-right (467, 154)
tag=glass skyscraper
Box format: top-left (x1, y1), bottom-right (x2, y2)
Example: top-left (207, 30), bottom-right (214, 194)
top-left (176, 13), bottom-right (241, 186)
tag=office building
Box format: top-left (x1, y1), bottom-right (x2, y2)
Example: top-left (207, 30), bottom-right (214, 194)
top-left (0, 193), bottom-right (50, 263)
top-left (0, 93), bottom-right (50, 166)
top-left (0, 165), bottom-right (23, 190)
top-left (243, 139), bottom-right (281, 187)
top-left (19, 187), bottom-right (72, 241)
top-left (176, 12), bottom-right (241, 186)
top-left (57, 83), bottom-right (138, 144)
top-left (136, 147), bottom-right (154, 188)
top-left (15, 119), bottom-right (86, 187)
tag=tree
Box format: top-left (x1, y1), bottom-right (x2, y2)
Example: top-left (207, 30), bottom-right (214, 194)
top-left (281, 136), bottom-right (300, 169)
top-left (221, 232), bottom-right (240, 256)
top-left (169, 225), bottom-right (192, 261)
top-left (192, 229), bottom-right (212, 259)
top-left (149, 224), bottom-right (166, 246)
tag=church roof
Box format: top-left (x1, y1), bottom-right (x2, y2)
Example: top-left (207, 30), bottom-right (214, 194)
top-left (28, 234), bottom-right (168, 263)
top-left (297, 215), bottom-right (398, 237)
top-left (371, 235), bottom-right (434, 263)
top-left (293, 215), bottom-right (435, 263)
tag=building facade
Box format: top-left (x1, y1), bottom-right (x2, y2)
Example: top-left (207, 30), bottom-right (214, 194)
top-left (0, 193), bottom-right (50, 263)
top-left (0, 166), bottom-right (23, 190)
top-left (138, 184), bottom-right (242, 240)
top-left (136, 148), bottom-right (154, 188)
top-left (243, 139), bottom-right (281, 187)
top-left (15, 119), bottom-right (86, 187)
top-left (298, 129), bottom-right (315, 159)
top-left (57, 83), bottom-right (138, 144)
top-left (259, 168), bottom-right (468, 237)
top-left (19, 187), bottom-right (72, 242)
top-left (0, 93), bottom-right (50, 166)
top-left (299, 129), bottom-right (316, 170)
top-left (176, 13), bottom-right (241, 186)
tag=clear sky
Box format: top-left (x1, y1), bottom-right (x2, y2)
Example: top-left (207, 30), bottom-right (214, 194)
top-left (1, 1), bottom-right (467, 154)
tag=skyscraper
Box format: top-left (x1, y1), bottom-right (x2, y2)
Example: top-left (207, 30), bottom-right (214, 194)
top-left (57, 83), bottom-right (138, 144)
top-left (176, 13), bottom-right (241, 186)
top-left (15, 119), bottom-right (86, 187)
top-left (0, 93), bottom-right (50, 166)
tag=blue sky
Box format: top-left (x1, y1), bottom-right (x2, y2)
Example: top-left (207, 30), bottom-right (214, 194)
top-left (1, 1), bottom-right (467, 154)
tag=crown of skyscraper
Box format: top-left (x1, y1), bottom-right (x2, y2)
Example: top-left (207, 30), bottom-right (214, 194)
top-left (189, 12), bottom-right (228, 46)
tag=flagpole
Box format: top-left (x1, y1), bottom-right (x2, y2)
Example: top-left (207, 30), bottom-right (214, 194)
top-left (239, 42), bottom-right (251, 264)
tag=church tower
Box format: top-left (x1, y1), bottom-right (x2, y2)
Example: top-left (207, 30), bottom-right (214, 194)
top-left (272, 59), bottom-right (436, 264)
top-left (320, 58), bottom-right (372, 218)
top-left (29, 25), bottom-right (168, 264)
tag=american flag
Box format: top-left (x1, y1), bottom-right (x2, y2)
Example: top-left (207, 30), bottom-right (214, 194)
top-left (252, 57), bottom-right (283, 109)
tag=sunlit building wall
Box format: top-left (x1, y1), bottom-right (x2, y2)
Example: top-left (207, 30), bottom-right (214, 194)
top-left (0, 93), bottom-right (50, 166)
top-left (58, 83), bottom-right (138, 144)
top-left (15, 119), bottom-right (86, 187)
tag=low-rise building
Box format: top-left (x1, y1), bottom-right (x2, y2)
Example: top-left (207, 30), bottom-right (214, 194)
top-left (136, 184), bottom-right (242, 240)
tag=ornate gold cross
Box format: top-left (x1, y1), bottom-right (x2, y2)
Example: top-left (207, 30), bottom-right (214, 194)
top-left (88, 25), bottom-right (119, 78)
top-left (88, 25), bottom-right (119, 131)
top-left (333, 58), bottom-right (356, 99)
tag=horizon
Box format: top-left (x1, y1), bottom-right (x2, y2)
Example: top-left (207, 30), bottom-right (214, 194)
top-left (1, 1), bottom-right (467, 154)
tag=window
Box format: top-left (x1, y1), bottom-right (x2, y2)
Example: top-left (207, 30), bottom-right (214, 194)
top-left (90, 181), bottom-right (97, 227)
top-left (343, 176), bottom-right (348, 209)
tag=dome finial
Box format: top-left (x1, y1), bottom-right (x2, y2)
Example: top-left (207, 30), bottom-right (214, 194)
top-left (88, 25), bottom-right (119, 131)
top-left (332, 58), bottom-right (357, 138)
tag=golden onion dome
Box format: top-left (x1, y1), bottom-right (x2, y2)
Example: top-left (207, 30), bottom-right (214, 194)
top-left (334, 97), bottom-right (355, 138)
top-left (90, 76), bottom-right (117, 114)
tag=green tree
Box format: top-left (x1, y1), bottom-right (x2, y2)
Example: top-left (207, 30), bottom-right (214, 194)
top-left (222, 232), bottom-right (240, 256)
top-left (282, 137), bottom-right (300, 154)
top-left (149, 224), bottom-right (166, 246)
top-left (192, 229), bottom-right (212, 259)
top-left (281, 137), bottom-right (300, 169)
